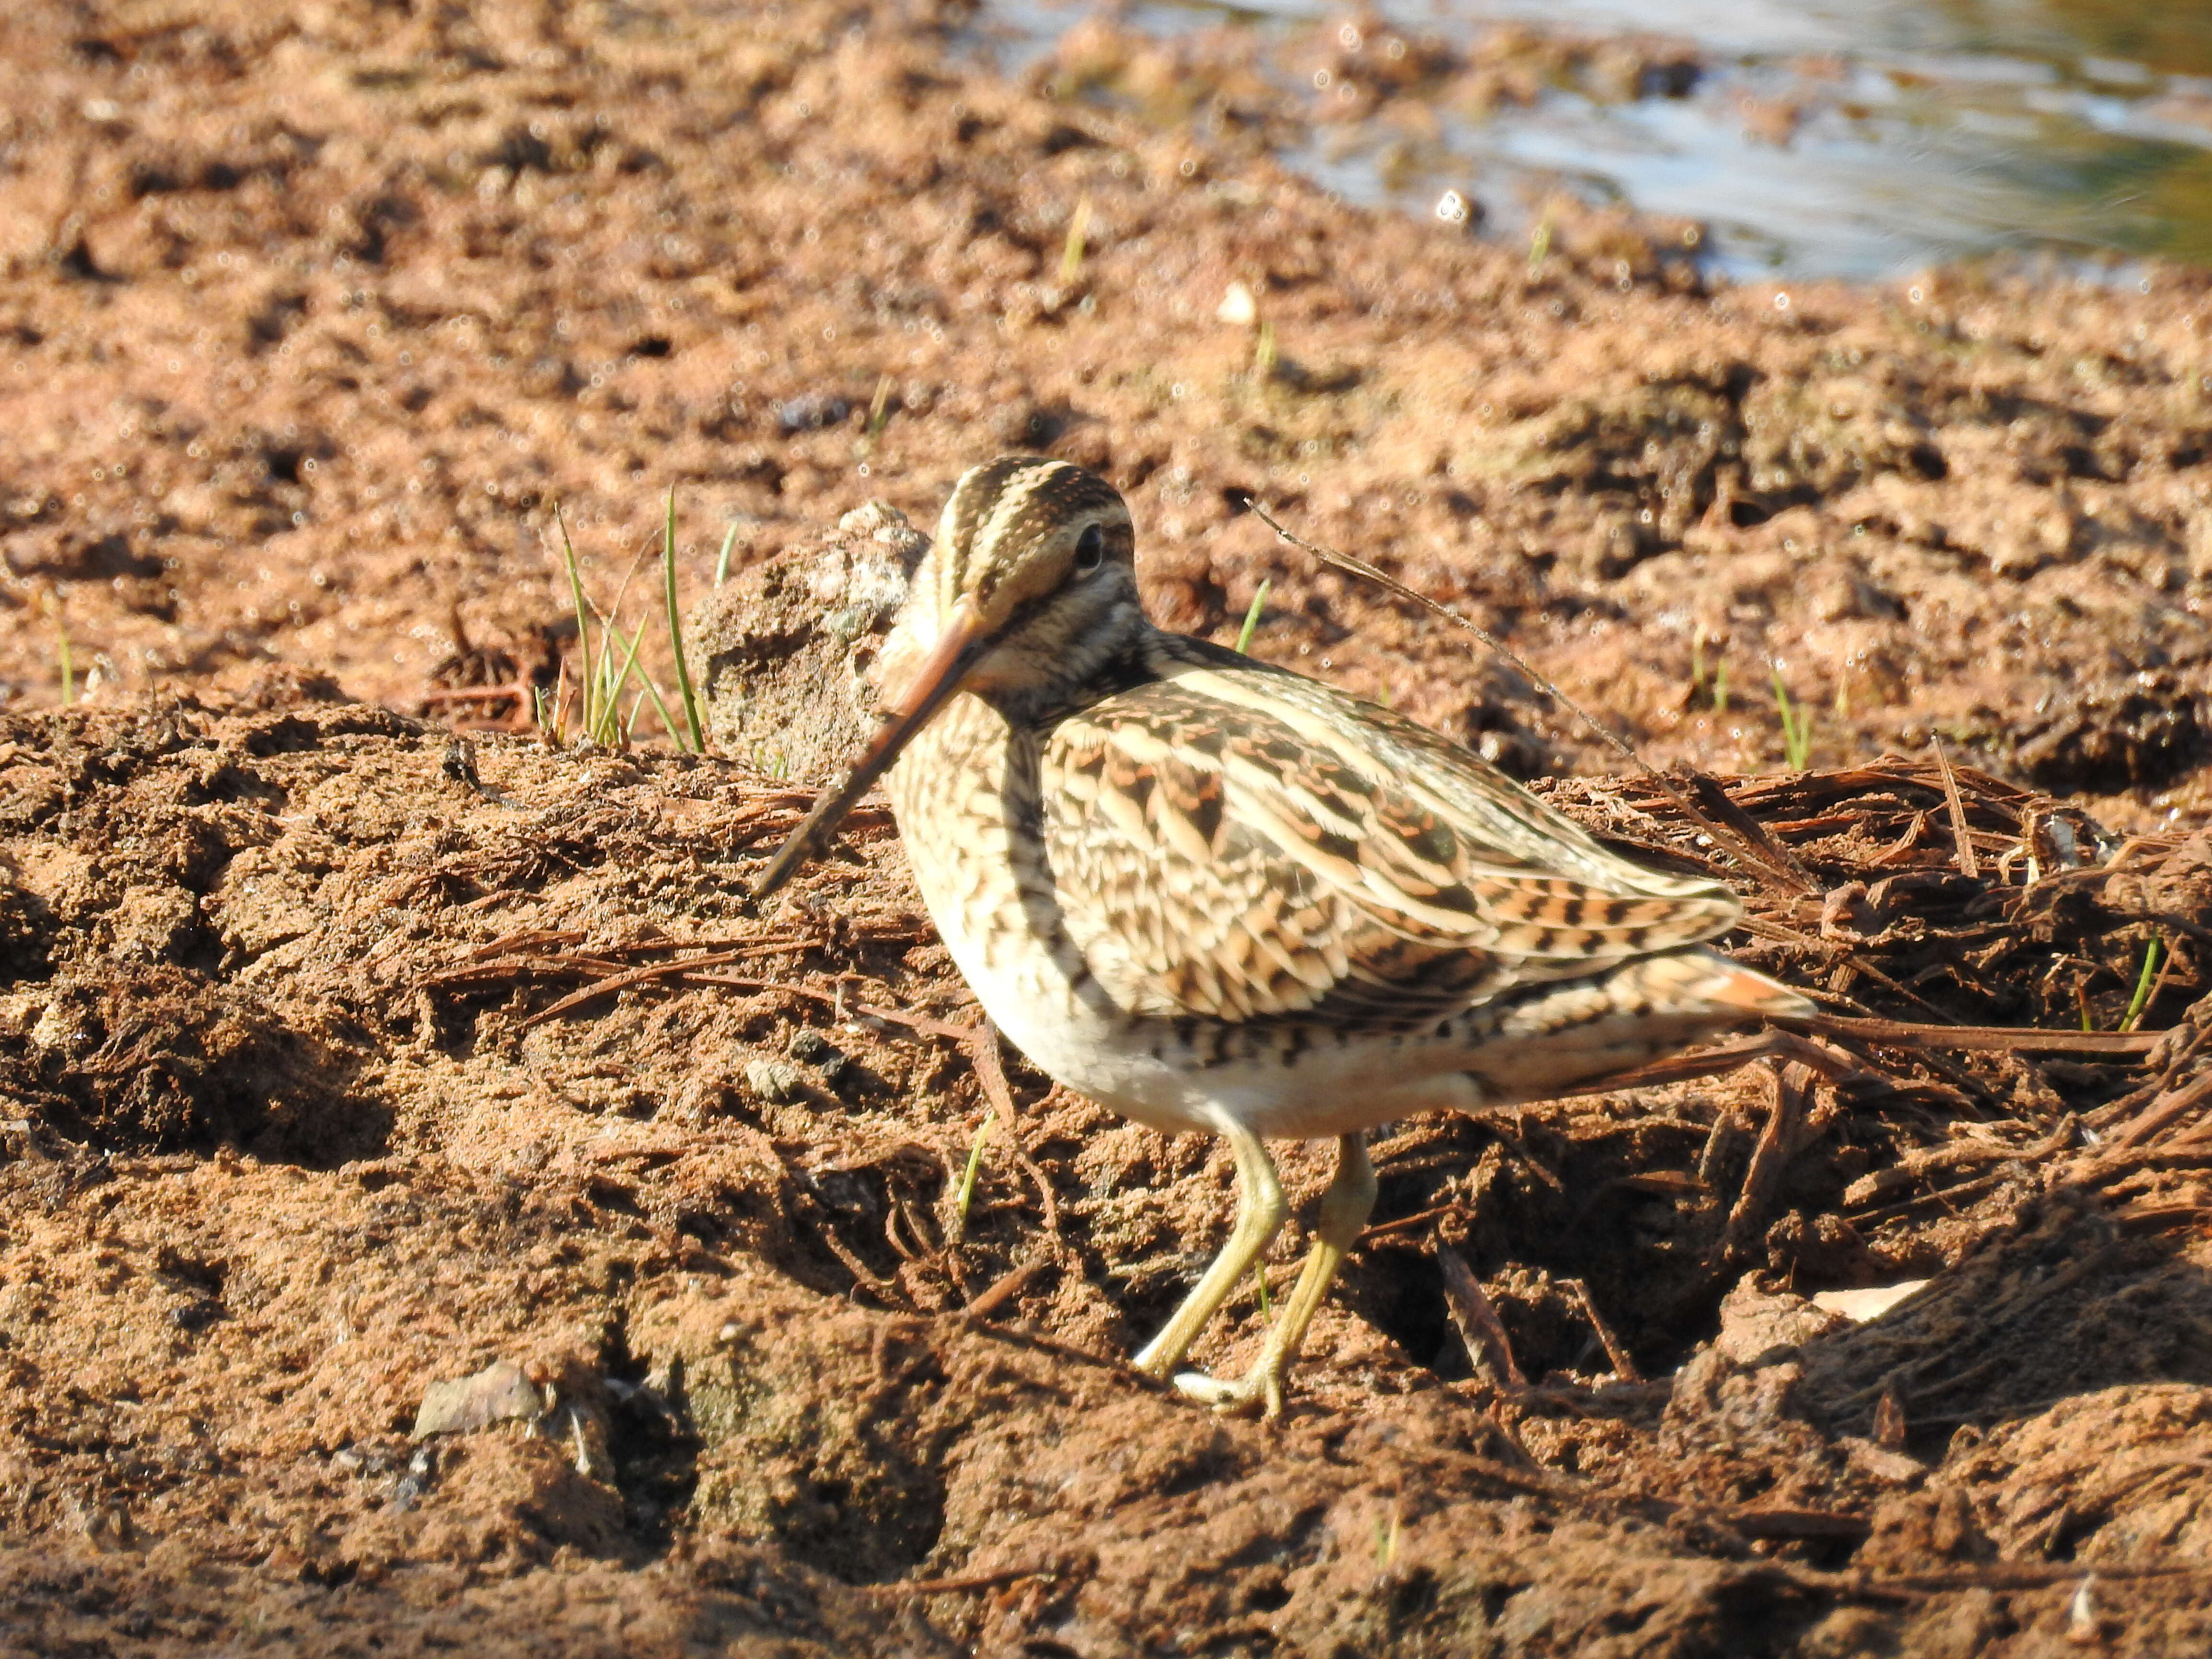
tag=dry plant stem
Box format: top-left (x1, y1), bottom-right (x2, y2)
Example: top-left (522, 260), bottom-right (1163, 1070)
top-left (1734, 913), bottom-right (1957, 1024)
top-left (2109, 1069), bottom-right (2212, 1152)
top-left (2088, 997), bottom-right (2212, 1129)
top-left (676, 973), bottom-right (841, 1009)
top-left (961, 1253), bottom-right (1055, 1321)
top-left (516, 950), bottom-right (742, 1027)
top-left (1804, 1013), bottom-right (2159, 1058)
top-left (1930, 738), bottom-right (1981, 880)
top-left (470, 928), bottom-right (586, 957)
top-left (1724, 1061), bottom-right (1817, 1254)
top-left (872, 1564), bottom-right (1057, 1598)
top-left (1850, 1169), bottom-right (2015, 1227)
top-left (1562, 1277), bottom-right (1644, 1382)
top-left (853, 1005), bottom-right (1020, 1120)
top-left (427, 942), bottom-right (805, 989)
top-left (1437, 1244), bottom-right (1527, 1388)
top-left (1247, 499), bottom-right (1813, 896)
top-left (820, 1226), bottom-right (903, 1301)
top-left (1864, 1113), bottom-right (2080, 1192)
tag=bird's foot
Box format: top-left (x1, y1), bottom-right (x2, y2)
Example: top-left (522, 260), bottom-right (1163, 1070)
top-left (1166, 1365), bottom-right (1286, 1419)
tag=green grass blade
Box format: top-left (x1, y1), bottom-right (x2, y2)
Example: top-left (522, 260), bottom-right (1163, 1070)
top-left (1527, 211), bottom-right (1553, 274)
top-left (1058, 193), bottom-right (1092, 286)
top-left (554, 504), bottom-right (595, 738)
top-left (950, 1114), bottom-right (993, 1244)
top-left (633, 660), bottom-right (684, 746)
top-left (1235, 579), bottom-right (1272, 655)
top-left (713, 522), bottom-right (739, 588)
top-left (664, 485), bottom-right (706, 753)
top-left (2120, 936), bottom-right (2164, 1032)
top-left (598, 614), bottom-right (651, 745)
top-left (1772, 666), bottom-right (1811, 769)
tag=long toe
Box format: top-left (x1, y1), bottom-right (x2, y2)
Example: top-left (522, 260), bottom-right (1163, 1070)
top-left (1168, 1366), bottom-right (1286, 1419)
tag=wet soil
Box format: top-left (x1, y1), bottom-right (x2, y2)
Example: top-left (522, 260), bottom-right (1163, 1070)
top-left (2, 0), bottom-right (2212, 1653)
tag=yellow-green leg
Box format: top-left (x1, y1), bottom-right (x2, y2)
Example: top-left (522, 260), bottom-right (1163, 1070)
top-left (1133, 1118), bottom-right (1287, 1380)
top-left (1175, 1132), bottom-right (1377, 1418)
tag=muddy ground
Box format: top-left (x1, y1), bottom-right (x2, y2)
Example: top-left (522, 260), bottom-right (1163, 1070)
top-left (1, 0), bottom-right (2211, 1653)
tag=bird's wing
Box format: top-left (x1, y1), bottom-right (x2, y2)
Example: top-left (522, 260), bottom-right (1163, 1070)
top-left (1036, 638), bottom-right (1742, 1029)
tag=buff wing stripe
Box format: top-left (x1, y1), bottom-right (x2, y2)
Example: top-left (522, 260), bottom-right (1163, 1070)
top-left (1036, 639), bottom-right (1743, 1028)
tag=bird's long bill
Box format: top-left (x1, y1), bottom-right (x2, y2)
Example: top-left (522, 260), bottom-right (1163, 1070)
top-left (750, 597), bottom-right (988, 901)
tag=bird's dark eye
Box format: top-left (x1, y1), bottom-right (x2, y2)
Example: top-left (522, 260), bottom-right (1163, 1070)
top-left (1072, 523), bottom-right (1105, 573)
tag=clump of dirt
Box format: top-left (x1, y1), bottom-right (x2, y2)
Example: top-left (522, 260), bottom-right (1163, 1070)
top-left (0, 961), bottom-right (342, 1150)
top-left (2, 0), bottom-right (2212, 1650)
top-left (690, 501), bottom-right (928, 784)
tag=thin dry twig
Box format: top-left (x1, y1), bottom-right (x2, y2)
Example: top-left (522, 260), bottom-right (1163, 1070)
top-left (1930, 738), bottom-right (1981, 881)
top-left (1437, 1244), bottom-right (1526, 1388)
top-left (962, 1253), bottom-right (1056, 1322)
top-left (1562, 1277), bottom-right (1643, 1382)
top-left (1805, 1014), bottom-right (2159, 1058)
top-left (469, 928), bottom-right (587, 960)
top-left (871, 1564), bottom-right (1059, 1598)
top-left (1552, 1030), bottom-right (1874, 1097)
top-left (2110, 1069), bottom-right (2212, 1151)
top-left (518, 950), bottom-right (742, 1028)
top-left (1724, 1062), bottom-right (1816, 1253)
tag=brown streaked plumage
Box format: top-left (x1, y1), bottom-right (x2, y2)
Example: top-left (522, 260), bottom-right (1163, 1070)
top-left (755, 456), bottom-right (1814, 1416)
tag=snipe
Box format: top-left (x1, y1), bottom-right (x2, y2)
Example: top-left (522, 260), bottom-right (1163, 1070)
top-left (755, 457), bottom-right (1812, 1415)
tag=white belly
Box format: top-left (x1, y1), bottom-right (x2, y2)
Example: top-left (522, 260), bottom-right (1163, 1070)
top-left (916, 850), bottom-right (1481, 1139)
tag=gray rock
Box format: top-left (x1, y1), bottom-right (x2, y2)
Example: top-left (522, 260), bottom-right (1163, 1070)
top-left (687, 501), bottom-right (925, 785)
top-left (410, 1358), bottom-right (545, 1440)
top-left (745, 1057), bottom-right (806, 1105)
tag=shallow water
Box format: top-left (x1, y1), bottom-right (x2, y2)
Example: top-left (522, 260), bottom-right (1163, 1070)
top-left (986, 0), bottom-right (2212, 277)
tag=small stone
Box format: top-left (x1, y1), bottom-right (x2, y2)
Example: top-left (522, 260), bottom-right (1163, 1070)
top-left (745, 1058), bottom-right (805, 1105)
top-left (688, 507), bottom-right (925, 785)
top-left (1841, 1436), bottom-right (1925, 1484)
top-left (1711, 1277), bottom-right (1847, 1364)
top-left (787, 1028), bottom-right (849, 1082)
top-left (776, 392), bottom-right (850, 433)
top-left (1434, 189), bottom-right (1477, 228)
top-left (1809, 1281), bottom-right (1928, 1323)
top-left (410, 1359), bottom-right (545, 1440)
top-left (169, 1298), bottom-right (222, 1332)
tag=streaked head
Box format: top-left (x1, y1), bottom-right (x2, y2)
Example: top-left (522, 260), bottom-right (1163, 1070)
top-left (753, 457), bottom-right (1142, 899)
top-left (897, 455), bottom-right (1139, 700)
